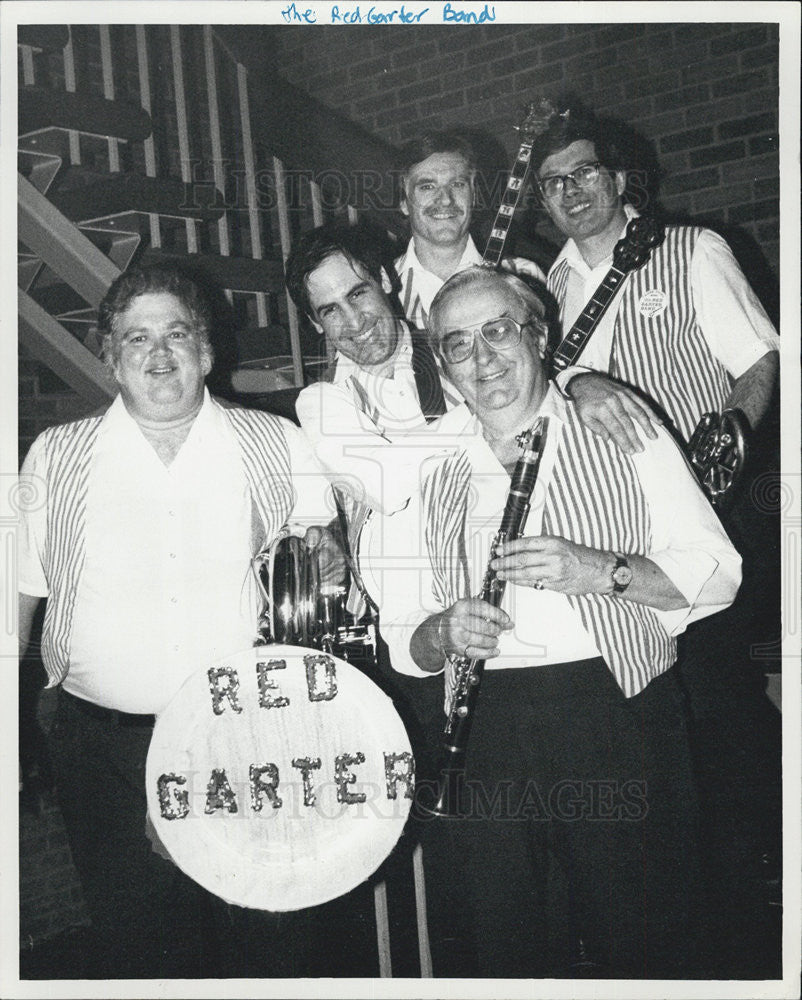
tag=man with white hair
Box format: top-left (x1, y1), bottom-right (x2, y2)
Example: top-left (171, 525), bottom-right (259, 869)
top-left (373, 265), bottom-right (741, 978)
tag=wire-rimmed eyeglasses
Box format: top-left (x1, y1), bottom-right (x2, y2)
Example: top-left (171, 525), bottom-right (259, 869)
top-left (439, 316), bottom-right (540, 365)
top-left (537, 161), bottom-right (603, 200)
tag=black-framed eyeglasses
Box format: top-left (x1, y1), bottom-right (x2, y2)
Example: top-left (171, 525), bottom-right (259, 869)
top-left (537, 161), bottom-right (603, 200)
top-left (440, 316), bottom-right (537, 365)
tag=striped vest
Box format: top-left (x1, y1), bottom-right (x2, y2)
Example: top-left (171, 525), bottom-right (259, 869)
top-left (424, 404), bottom-right (676, 701)
top-left (37, 401), bottom-right (294, 687)
top-left (548, 225), bottom-right (732, 443)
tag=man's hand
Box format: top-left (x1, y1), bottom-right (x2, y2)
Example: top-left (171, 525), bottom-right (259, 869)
top-left (500, 256), bottom-right (547, 284)
top-left (437, 598), bottom-right (513, 661)
top-left (304, 526), bottom-right (346, 590)
top-left (566, 372), bottom-right (660, 453)
top-left (491, 535), bottom-right (611, 595)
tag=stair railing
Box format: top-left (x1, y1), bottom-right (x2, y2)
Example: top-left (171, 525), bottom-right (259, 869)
top-left (18, 25), bottom-right (405, 399)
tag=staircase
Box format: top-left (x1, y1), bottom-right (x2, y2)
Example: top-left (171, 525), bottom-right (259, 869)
top-left (15, 22), bottom-right (415, 961)
top-left (17, 24), bottom-right (405, 434)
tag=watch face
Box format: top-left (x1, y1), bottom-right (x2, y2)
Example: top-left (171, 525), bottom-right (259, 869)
top-left (612, 561), bottom-right (633, 589)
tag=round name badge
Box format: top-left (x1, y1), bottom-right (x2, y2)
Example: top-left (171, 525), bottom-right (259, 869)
top-left (638, 288), bottom-right (668, 318)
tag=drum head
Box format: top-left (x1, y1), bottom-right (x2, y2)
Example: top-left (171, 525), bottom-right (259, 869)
top-left (146, 645), bottom-right (414, 911)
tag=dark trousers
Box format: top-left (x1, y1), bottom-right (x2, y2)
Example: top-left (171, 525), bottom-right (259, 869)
top-left (48, 689), bottom-right (383, 978)
top-left (675, 471), bottom-right (783, 880)
top-left (449, 659), bottom-right (700, 979)
top-left (47, 690), bottom-right (218, 979)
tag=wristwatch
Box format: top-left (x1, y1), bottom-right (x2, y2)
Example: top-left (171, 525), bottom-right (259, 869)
top-left (611, 553), bottom-right (633, 594)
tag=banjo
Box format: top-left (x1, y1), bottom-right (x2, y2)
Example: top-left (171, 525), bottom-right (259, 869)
top-left (485, 98), bottom-right (746, 507)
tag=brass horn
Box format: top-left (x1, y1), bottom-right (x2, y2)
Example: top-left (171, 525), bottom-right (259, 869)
top-left (252, 526), bottom-right (376, 668)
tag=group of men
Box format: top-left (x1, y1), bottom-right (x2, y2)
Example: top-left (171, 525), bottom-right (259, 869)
top-left (18, 102), bottom-right (780, 979)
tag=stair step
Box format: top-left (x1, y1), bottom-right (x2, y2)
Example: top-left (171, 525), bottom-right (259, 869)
top-left (230, 353), bottom-right (328, 393)
top-left (78, 225), bottom-right (141, 272)
top-left (49, 172), bottom-right (223, 224)
top-left (140, 248), bottom-right (285, 294)
top-left (19, 289), bottom-right (116, 407)
top-left (18, 26), bottom-right (70, 51)
top-left (18, 146), bottom-right (62, 195)
top-left (43, 166), bottom-right (203, 233)
top-left (20, 85), bottom-right (153, 143)
top-left (28, 281), bottom-right (92, 318)
top-left (18, 254), bottom-right (43, 293)
top-left (230, 366), bottom-right (296, 395)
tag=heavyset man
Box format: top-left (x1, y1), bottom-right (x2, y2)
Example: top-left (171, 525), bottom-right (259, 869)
top-left (17, 265), bottom-right (342, 978)
top-left (374, 266), bottom-right (741, 978)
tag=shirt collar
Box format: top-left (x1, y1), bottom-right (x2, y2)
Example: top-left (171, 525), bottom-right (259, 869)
top-left (331, 322), bottom-right (414, 385)
top-left (395, 234), bottom-right (482, 279)
top-left (554, 203), bottom-right (640, 276)
top-left (431, 383), bottom-right (564, 480)
top-left (101, 386), bottom-right (218, 442)
top-left (433, 381), bottom-right (567, 441)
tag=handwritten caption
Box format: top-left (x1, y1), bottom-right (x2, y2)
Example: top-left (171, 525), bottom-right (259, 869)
top-left (281, 3), bottom-right (496, 24)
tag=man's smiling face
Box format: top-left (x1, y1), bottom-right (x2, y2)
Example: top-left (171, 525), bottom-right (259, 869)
top-left (536, 139), bottom-right (627, 246)
top-left (433, 276), bottom-right (548, 422)
top-left (305, 252), bottom-right (401, 368)
top-left (110, 291), bottom-right (211, 422)
top-left (401, 150), bottom-right (475, 250)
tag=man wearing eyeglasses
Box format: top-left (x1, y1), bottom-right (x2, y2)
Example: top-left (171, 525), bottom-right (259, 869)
top-left (529, 103), bottom-right (778, 453)
top-left (371, 265), bottom-right (741, 977)
top-left (529, 102), bottom-right (782, 918)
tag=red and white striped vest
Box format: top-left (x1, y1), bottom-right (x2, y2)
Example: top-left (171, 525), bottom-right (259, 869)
top-left (35, 402), bottom-right (295, 686)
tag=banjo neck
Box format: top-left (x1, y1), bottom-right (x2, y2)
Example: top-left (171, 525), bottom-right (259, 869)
top-left (551, 214), bottom-right (666, 373)
top-left (551, 264), bottom-right (628, 372)
top-left (482, 135), bottom-right (535, 268)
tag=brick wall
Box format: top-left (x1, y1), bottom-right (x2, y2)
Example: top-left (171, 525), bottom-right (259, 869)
top-left (268, 21), bottom-right (780, 279)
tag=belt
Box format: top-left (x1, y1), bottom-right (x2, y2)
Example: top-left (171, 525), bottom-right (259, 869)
top-left (61, 689), bottom-right (156, 729)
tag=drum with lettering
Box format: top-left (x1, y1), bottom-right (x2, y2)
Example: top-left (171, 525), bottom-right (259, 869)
top-left (146, 644), bottom-right (414, 911)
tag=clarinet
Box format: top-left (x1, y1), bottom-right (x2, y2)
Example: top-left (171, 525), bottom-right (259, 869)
top-left (424, 417), bottom-right (549, 818)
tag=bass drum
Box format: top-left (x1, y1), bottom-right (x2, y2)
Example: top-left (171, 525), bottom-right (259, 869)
top-left (146, 644), bottom-right (414, 911)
